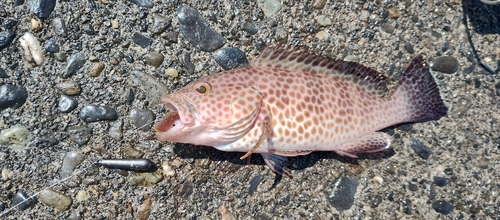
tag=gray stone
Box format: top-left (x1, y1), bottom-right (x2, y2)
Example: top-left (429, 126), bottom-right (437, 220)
top-left (30, 0), bottom-right (56, 19)
top-left (127, 0), bottom-right (153, 8)
top-left (433, 176), bottom-right (449, 187)
top-left (432, 200), bottom-right (453, 215)
top-left (0, 68), bottom-right (8, 78)
top-left (178, 6), bottom-right (226, 52)
top-left (63, 52), bottom-right (87, 78)
top-left (130, 108), bottom-right (155, 131)
top-left (181, 52), bottom-right (195, 74)
top-left (248, 174), bottom-right (264, 195)
top-left (109, 118), bottom-right (123, 140)
top-left (327, 176), bottom-right (358, 212)
top-left (79, 104), bottom-right (118, 122)
top-left (0, 30), bottom-right (16, 50)
top-left (44, 38), bottom-right (59, 53)
top-left (241, 22), bottom-right (258, 35)
top-left (132, 32), bottom-right (152, 48)
top-left (39, 189), bottom-right (72, 211)
top-left (409, 139), bottom-right (431, 159)
top-left (12, 191), bottom-right (36, 211)
top-left (58, 95), bottom-right (78, 113)
top-left (131, 71), bottom-right (169, 104)
top-left (403, 42), bottom-right (414, 54)
top-left (0, 125), bottom-right (30, 151)
top-left (51, 18), bottom-right (66, 37)
top-left (0, 84), bottom-right (28, 111)
top-left (430, 56), bottom-right (459, 74)
top-left (144, 51), bottom-right (164, 67)
top-left (56, 80), bottom-right (81, 95)
top-left (60, 151), bottom-right (85, 178)
top-left (152, 14), bottom-right (170, 34)
top-left (67, 126), bottom-right (92, 145)
top-left (257, 0), bottom-right (281, 17)
top-left (214, 47), bottom-right (249, 70)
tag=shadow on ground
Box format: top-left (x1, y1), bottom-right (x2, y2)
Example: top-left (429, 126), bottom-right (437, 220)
top-left (462, 0), bottom-right (500, 34)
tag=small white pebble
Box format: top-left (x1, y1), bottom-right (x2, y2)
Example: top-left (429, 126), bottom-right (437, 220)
top-left (373, 176), bottom-right (384, 185)
top-left (19, 33), bottom-right (44, 68)
top-left (165, 68), bottom-right (179, 77)
top-left (162, 162), bottom-right (176, 177)
top-left (76, 190), bottom-right (89, 202)
top-left (1, 168), bottom-right (13, 181)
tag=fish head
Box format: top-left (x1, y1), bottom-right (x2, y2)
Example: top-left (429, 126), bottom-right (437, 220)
top-left (154, 77), bottom-right (263, 146)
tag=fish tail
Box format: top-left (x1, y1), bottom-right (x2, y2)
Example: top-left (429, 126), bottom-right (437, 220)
top-left (394, 56), bottom-right (448, 123)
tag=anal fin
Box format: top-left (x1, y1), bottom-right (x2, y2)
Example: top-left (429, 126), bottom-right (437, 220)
top-left (334, 132), bottom-right (393, 158)
top-left (270, 149), bottom-right (313, 157)
top-left (261, 153), bottom-right (292, 178)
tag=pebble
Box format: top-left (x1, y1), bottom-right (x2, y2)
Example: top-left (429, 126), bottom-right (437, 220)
top-left (127, 0), bottom-right (153, 8)
top-left (165, 68), bottom-right (179, 77)
top-left (433, 176), bottom-right (450, 187)
top-left (219, 205), bottom-right (236, 220)
top-left (30, 17), bottom-right (43, 31)
top-left (432, 200), bottom-right (453, 215)
top-left (38, 189), bottom-right (72, 211)
top-left (181, 52), bottom-right (195, 74)
top-left (124, 146), bottom-right (144, 158)
top-left (56, 80), bottom-right (81, 95)
top-left (44, 38), bottom-right (59, 53)
top-left (380, 23), bottom-right (395, 34)
top-left (241, 22), bottom-right (258, 35)
top-left (0, 30), bottom-right (15, 50)
top-left (12, 191), bottom-right (36, 211)
top-left (451, 97), bottom-right (471, 116)
top-left (54, 52), bottom-right (67, 62)
top-left (30, 0), bottom-right (56, 19)
top-left (403, 42), bottom-right (415, 54)
top-left (312, 0), bottom-right (327, 9)
top-left (133, 32), bottom-right (152, 48)
top-left (178, 6), bottom-right (226, 52)
top-left (2, 168), bottom-right (13, 180)
top-left (194, 158), bottom-right (211, 169)
top-left (164, 32), bottom-right (178, 43)
top-left (409, 139), bottom-right (431, 159)
top-left (88, 62), bottom-right (105, 77)
top-left (63, 52), bottom-right (87, 78)
top-left (315, 30), bottom-right (329, 41)
top-left (0, 68), bottom-right (8, 78)
top-left (109, 119), bottom-right (123, 140)
top-left (430, 56), bottom-right (459, 74)
top-left (152, 14), bottom-right (169, 34)
top-left (58, 95), bottom-right (78, 113)
top-left (214, 47), bottom-right (249, 70)
top-left (0, 84), bottom-right (28, 111)
top-left (344, 55), bottom-right (359, 63)
top-left (316, 15), bottom-right (332, 26)
top-left (328, 176), bottom-right (358, 212)
top-left (428, 183), bottom-right (436, 199)
top-left (0, 200), bottom-right (4, 212)
top-left (274, 27), bottom-right (288, 43)
top-left (131, 71), bottom-right (169, 104)
top-left (130, 108), bottom-right (155, 131)
top-left (403, 199), bottom-right (412, 214)
top-left (79, 104), bottom-right (118, 122)
top-left (144, 51), bottom-right (164, 67)
top-left (51, 18), bottom-right (66, 37)
top-left (128, 171), bottom-right (163, 187)
top-left (60, 151), bottom-right (85, 178)
top-left (19, 32), bottom-right (45, 68)
top-left (0, 125), bottom-right (30, 151)
top-left (67, 126), bottom-right (92, 145)
top-left (76, 190), bottom-right (89, 202)
top-left (257, 0), bottom-right (281, 17)
top-left (408, 182), bottom-right (418, 191)
top-left (248, 174), bottom-right (264, 195)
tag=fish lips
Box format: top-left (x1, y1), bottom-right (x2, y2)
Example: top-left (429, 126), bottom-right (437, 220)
top-left (154, 97), bottom-right (191, 140)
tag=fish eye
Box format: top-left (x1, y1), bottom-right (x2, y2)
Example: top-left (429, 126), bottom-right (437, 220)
top-left (193, 82), bottom-right (211, 94)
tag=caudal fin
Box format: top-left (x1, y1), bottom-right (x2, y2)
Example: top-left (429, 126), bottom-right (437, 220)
top-left (395, 56), bottom-right (447, 123)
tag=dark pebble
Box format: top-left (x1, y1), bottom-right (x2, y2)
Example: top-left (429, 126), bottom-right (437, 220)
top-left (12, 191), bottom-right (36, 211)
top-left (51, 18), bottom-right (66, 37)
top-left (248, 174), bottom-right (264, 195)
top-left (327, 176), bottom-right (358, 212)
top-left (432, 200), bottom-right (453, 215)
top-left (58, 95), bottom-right (78, 113)
top-left (67, 126), bottom-right (92, 145)
top-left (444, 168), bottom-right (453, 175)
top-left (44, 38), bottom-right (59, 53)
top-left (403, 42), bottom-right (414, 54)
top-left (144, 51), bottom-right (164, 67)
top-left (152, 14), bottom-right (170, 34)
top-left (427, 183), bottom-right (436, 199)
top-left (278, 194), bottom-right (290, 206)
top-left (177, 6), bottom-right (226, 52)
top-left (3, 18), bottom-right (19, 29)
top-left (132, 32), bottom-right (152, 48)
top-left (0, 84), bottom-right (28, 111)
top-left (30, 0), bottom-right (56, 19)
top-left (403, 199), bottom-right (412, 214)
top-left (430, 56), bottom-right (459, 74)
top-left (408, 182), bottom-right (418, 191)
top-left (370, 195), bottom-right (383, 208)
top-left (0, 200), bottom-right (4, 211)
top-left (125, 89), bottom-right (134, 105)
top-left (214, 47), bottom-right (249, 70)
top-left (130, 108), bottom-right (155, 131)
top-left (80, 104), bottom-right (118, 122)
top-left (462, 64), bottom-right (475, 74)
top-left (63, 53), bottom-right (87, 78)
top-left (164, 32), bottom-right (178, 43)
top-left (409, 139), bottom-right (431, 159)
top-left (0, 30), bottom-right (15, 50)
top-left (241, 22), bottom-right (258, 35)
top-left (0, 68), bottom-right (8, 78)
top-left (127, 0), bottom-right (153, 8)
top-left (181, 52), bottom-right (195, 74)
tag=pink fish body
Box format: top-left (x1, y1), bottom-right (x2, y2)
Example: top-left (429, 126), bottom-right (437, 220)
top-left (154, 46), bottom-right (447, 177)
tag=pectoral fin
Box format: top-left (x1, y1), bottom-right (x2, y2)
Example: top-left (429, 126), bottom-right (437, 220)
top-left (261, 153), bottom-right (292, 178)
top-left (334, 132), bottom-right (393, 158)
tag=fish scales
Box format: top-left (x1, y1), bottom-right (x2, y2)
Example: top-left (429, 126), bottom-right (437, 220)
top-left (154, 45), bottom-right (447, 177)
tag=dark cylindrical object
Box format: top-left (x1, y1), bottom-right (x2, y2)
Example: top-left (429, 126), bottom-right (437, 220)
top-left (95, 158), bottom-right (157, 172)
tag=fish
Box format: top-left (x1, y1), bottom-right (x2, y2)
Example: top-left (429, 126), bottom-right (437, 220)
top-left (154, 45), bottom-right (448, 177)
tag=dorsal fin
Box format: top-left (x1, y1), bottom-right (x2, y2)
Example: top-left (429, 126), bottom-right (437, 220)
top-left (252, 45), bottom-right (389, 97)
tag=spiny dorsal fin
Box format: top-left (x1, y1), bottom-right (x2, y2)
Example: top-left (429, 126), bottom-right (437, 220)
top-left (252, 45), bottom-right (389, 97)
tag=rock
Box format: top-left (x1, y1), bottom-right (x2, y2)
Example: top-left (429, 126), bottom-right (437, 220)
top-left (131, 71), bottom-right (169, 104)
top-left (177, 6), bottom-right (226, 52)
top-left (30, 0), bottom-right (57, 19)
top-left (164, 32), bottom-right (178, 43)
top-left (181, 52), bottom-right (195, 74)
top-left (344, 55), bottom-right (359, 63)
top-left (63, 52), bottom-right (87, 78)
top-left (51, 18), bottom-right (66, 37)
top-left (0, 84), bottom-right (28, 111)
top-left (248, 174), bottom-right (264, 195)
top-left (56, 80), bottom-right (81, 95)
top-left (128, 171), bottom-right (163, 187)
top-left (135, 196), bottom-right (152, 220)
top-left (144, 52), bottom-right (164, 67)
top-left (54, 52), bottom-right (67, 62)
top-left (19, 32), bottom-right (44, 68)
top-left (315, 30), bottom-right (329, 41)
top-left (38, 189), bottom-right (72, 211)
top-left (430, 56), bottom-right (459, 74)
top-left (316, 15), bottom-right (332, 26)
top-left (130, 108), bottom-right (155, 131)
top-left (133, 32), bottom-right (152, 48)
top-left (44, 38), bottom-right (59, 53)
top-left (152, 14), bottom-right (169, 34)
top-left (12, 191), bottom-right (36, 211)
top-left (241, 22), bottom-right (258, 35)
top-left (0, 125), bottom-right (30, 151)
top-left (88, 62), bottom-right (105, 77)
top-left (109, 118), bottom-right (123, 140)
top-left (433, 176), bottom-right (449, 187)
top-left (274, 27), bottom-right (288, 43)
top-left (194, 158), bottom-right (211, 169)
top-left (427, 183), bottom-right (436, 199)
top-left (2, 168), bottom-right (13, 180)
top-left (30, 17), bottom-right (43, 31)
top-left (124, 146), bottom-right (144, 158)
top-left (380, 23), bottom-right (395, 34)
top-left (403, 42), bottom-right (414, 54)
top-left (214, 47), bottom-right (249, 70)
top-left (432, 200), bottom-right (453, 215)
top-left (409, 139), bottom-right (431, 159)
top-left (0, 30), bottom-right (15, 50)
top-left (79, 104), bottom-right (118, 122)
top-left (67, 126), bottom-right (92, 145)
top-left (219, 205), bottom-right (236, 220)
top-left (327, 176), bottom-right (358, 212)
top-left (75, 190), bottom-right (89, 202)
top-left (127, 0), bottom-right (153, 8)
top-left (60, 151), bottom-right (85, 178)
top-left (0, 68), bottom-right (8, 78)
top-left (125, 89), bottom-right (134, 105)
top-left (257, 0), bottom-right (281, 17)
top-left (58, 95), bottom-right (78, 113)
top-left (403, 199), bottom-right (412, 214)
top-left (165, 68), bottom-right (178, 77)
top-left (312, 0), bottom-right (327, 9)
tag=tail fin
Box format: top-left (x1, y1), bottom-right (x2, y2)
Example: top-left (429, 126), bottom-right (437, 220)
top-left (394, 56), bottom-right (448, 123)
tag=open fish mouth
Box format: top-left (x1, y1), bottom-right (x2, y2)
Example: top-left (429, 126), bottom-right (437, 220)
top-left (153, 103), bottom-right (185, 134)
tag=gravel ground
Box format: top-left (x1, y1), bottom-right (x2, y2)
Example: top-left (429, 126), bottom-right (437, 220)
top-left (1, 0), bottom-right (500, 219)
